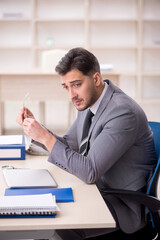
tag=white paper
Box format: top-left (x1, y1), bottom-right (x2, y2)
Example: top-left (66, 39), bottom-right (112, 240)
top-left (0, 135), bottom-right (22, 145)
top-left (0, 149), bottom-right (21, 158)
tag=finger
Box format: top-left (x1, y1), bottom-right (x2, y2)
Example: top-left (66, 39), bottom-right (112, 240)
top-left (20, 107), bottom-right (26, 122)
top-left (23, 107), bottom-right (27, 119)
top-left (16, 113), bottom-right (24, 125)
top-left (23, 118), bottom-right (35, 128)
top-left (23, 119), bottom-right (29, 127)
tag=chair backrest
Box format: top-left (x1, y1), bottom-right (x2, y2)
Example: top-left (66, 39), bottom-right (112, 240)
top-left (147, 122), bottom-right (160, 197)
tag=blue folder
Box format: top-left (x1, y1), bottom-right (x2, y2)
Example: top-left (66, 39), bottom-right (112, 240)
top-left (5, 187), bottom-right (74, 203)
top-left (0, 135), bottom-right (25, 160)
top-left (0, 214), bottom-right (57, 218)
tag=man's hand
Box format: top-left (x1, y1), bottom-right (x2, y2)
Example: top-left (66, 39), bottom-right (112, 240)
top-left (16, 107), bottom-right (35, 126)
top-left (23, 118), bottom-right (56, 152)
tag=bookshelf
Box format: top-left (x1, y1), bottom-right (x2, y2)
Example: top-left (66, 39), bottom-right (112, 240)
top-left (0, 0), bottom-right (160, 133)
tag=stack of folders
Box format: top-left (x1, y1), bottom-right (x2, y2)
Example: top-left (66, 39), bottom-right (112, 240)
top-left (2, 167), bottom-right (74, 218)
top-left (0, 194), bottom-right (59, 217)
top-left (0, 135), bottom-right (25, 160)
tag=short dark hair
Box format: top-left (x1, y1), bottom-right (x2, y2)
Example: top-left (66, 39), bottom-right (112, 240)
top-left (55, 47), bottom-right (100, 76)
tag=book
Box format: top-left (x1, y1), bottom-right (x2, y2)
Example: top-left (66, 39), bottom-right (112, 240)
top-left (0, 135), bottom-right (25, 160)
top-left (2, 168), bottom-right (57, 188)
top-left (5, 187), bottom-right (74, 202)
top-left (0, 193), bottom-right (59, 217)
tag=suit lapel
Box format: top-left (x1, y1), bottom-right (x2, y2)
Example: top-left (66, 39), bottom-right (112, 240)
top-left (78, 80), bottom-right (117, 148)
top-left (89, 80), bottom-right (116, 135)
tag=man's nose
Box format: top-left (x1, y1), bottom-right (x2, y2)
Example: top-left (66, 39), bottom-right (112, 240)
top-left (68, 88), bottom-right (77, 99)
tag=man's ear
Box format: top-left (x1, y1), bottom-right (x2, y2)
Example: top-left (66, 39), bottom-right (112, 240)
top-left (93, 72), bottom-right (102, 86)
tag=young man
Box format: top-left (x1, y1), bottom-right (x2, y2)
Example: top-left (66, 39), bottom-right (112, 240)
top-left (16, 48), bottom-right (156, 240)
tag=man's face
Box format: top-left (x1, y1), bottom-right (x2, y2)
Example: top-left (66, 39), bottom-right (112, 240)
top-left (61, 69), bottom-right (99, 111)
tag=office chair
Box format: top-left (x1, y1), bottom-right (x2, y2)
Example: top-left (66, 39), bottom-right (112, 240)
top-left (88, 121), bottom-right (160, 240)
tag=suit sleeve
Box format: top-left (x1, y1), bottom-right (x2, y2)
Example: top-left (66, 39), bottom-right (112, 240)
top-left (48, 103), bottom-right (138, 184)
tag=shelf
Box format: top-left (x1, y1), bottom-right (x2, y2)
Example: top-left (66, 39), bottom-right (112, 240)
top-left (0, 69), bottom-right (58, 75)
top-left (0, 46), bottom-right (32, 49)
top-left (35, 46), bottom-right (78, 51)
top-left (0, 0), bottom-right (159, 122)
top-left (142, 20), bottom-right (160, 47)
top-left (91, 48), bottom-right (137, 73)
top-left (36, 0), bottom-right (85, 19)
top-left (89, 21), bottom-right (137, 48)
top-left (0, 0), bottom-right (158, 73)
top-left (138, 99), bottom-right (160, 103)
top-left (0, 21), bottom-right (32, 47)
top-left (142, 72), bottom-right (160, 76)
top-left (36, 21), bottom-right (85, 48)
top-left (0, 68), bottom-right (120, 76)
top-left (143, 0), bottom-right (160, 20)
top-left (0, 0), bottom-right (32, 19)
top-left (142, 49), bottom-right (160, 73)
top-left (120, 72), bottom-right (137, 77)
top-left (89, 0), bottom-right (137, 20)
top-left (142, 46), bottom-right (160, 49)
top-left (143, 18), bottom-right (160, 22)
top-left (89, 46), bottom-right (138, 50)
top-left (35, 18), bottom-right (85, 22)
top-left (0, 18), bottom-right (31, 22)
top-left (89, 18), bottom-right (138, 22)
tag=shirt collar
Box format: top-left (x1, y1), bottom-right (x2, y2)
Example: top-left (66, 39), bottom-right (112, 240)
top-left (90, 82), bottom-right (108, 115)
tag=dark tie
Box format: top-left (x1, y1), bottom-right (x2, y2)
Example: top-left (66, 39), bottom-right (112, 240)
top-left (79, 109), bottom-right (94, 156)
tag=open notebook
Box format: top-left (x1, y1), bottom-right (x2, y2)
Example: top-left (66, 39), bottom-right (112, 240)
top-left (2, 168), bottom-right (57, 188)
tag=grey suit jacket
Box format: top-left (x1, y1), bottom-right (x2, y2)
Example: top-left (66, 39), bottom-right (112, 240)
top-left (48, 80), bottom-right (157, 233)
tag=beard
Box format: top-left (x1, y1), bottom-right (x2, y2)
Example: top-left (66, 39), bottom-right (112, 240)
top-left (73, 92), bottom-right (99, 111)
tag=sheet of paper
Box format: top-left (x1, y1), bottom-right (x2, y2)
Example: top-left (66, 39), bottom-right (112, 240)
top-left (0, 135), bottom-right (22, 145)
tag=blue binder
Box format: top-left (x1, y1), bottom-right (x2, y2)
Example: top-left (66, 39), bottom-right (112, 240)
top-left (0, 135), bottom-right (25, 160)
top-left (5, 187), bottom-right (74, 202)
top-left (0, 214), bottom-right (57, 218)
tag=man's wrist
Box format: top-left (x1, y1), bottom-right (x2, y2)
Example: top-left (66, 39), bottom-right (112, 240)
top-left (43, 131), bottom-right (57, 152)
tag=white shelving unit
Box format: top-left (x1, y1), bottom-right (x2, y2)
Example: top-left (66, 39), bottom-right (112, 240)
top-left (139, 0), bottom-right (160, 121)
top-left (0, 0), bottom-right (160, 133)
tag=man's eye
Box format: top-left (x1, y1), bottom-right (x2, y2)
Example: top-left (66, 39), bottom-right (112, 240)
top-left (74, 83), bottom-right (81, 88)
top-left (62, 85), bottom-right (68, 90)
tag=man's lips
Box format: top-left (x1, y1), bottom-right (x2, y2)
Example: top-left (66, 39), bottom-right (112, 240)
top-left (73, 99), bottom-right (82, 105)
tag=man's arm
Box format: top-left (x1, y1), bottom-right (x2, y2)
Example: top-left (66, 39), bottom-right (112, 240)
top-left (16, 107), bottom-right (56, 152)
top-left (48, 105), bottom-right (138, 183)
top-left (17, 107), bottom-right (79, 152)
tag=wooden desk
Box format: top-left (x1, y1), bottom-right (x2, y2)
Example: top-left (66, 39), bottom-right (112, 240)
top-left (0, 154), bottom-right (115, 239)
top-left (0, 69), bottom-right (120, 134)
